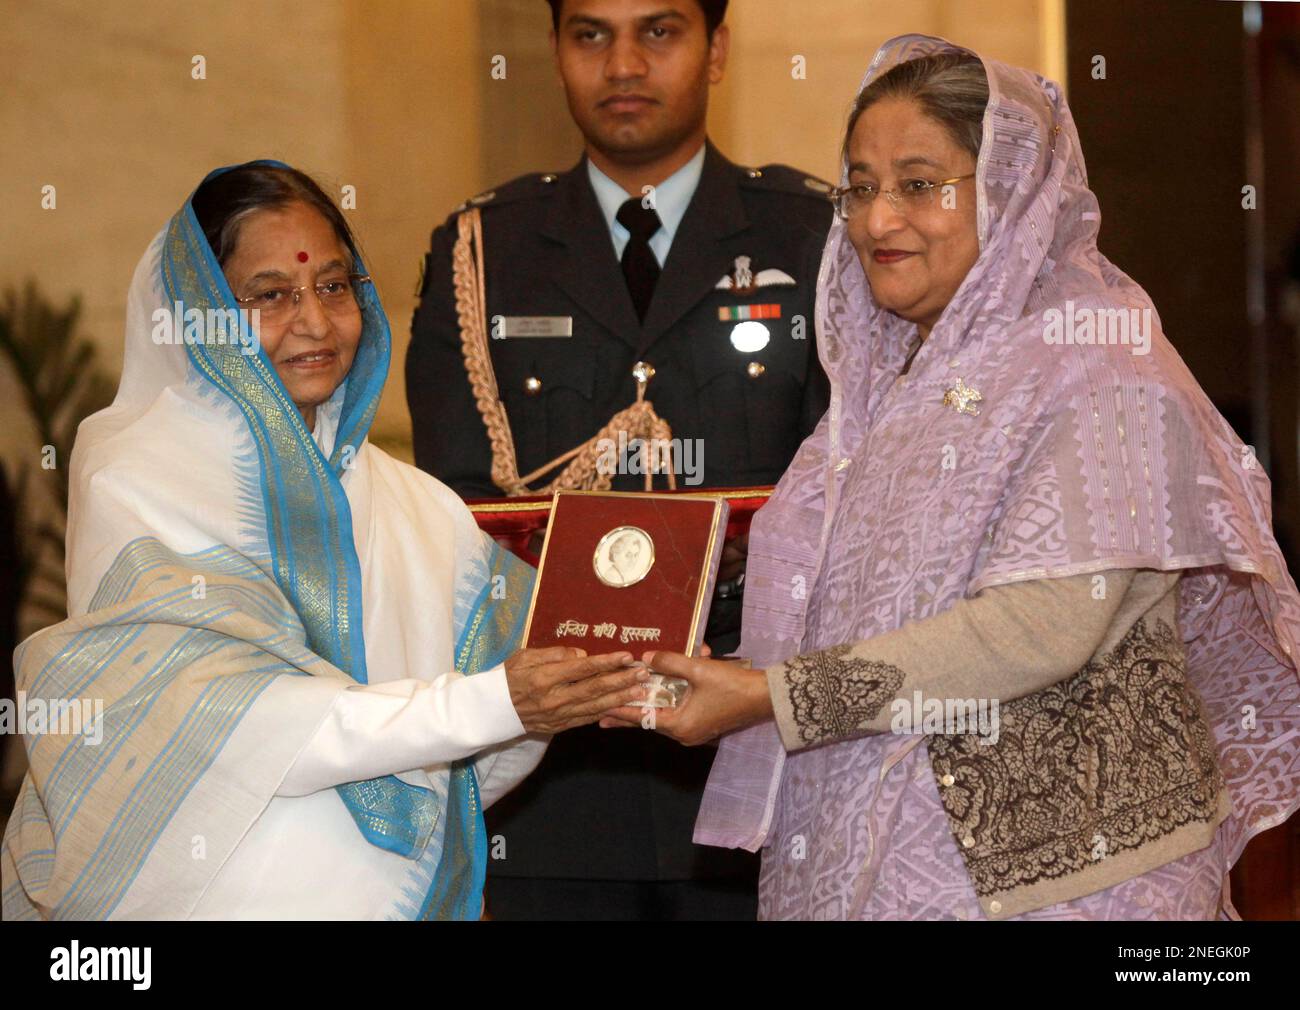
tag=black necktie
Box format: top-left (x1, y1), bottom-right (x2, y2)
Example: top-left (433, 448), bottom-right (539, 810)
top-left (616, 197), bottom-right (662, 323)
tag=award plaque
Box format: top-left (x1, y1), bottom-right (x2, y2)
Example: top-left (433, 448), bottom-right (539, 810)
top-left (467, 486), bottom-right (772, 566)
top-left (521, 490), bottom-right (730, 707)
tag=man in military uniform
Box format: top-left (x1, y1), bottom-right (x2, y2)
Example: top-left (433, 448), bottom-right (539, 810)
top-left (406, 0), bottom-right (831, 920)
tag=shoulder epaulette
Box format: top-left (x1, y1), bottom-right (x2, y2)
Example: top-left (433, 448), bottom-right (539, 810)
top-left (452, 171), bottom-right (563, 214)
top-left (737, 162), bottom-right (835, 201)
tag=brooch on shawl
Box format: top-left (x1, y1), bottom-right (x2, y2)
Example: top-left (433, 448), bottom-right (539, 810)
top-left (942, 377), bottom-right (983, 416)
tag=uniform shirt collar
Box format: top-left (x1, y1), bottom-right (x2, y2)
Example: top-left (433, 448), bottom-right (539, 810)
top-left (586, 143), bottom-right (706, 265)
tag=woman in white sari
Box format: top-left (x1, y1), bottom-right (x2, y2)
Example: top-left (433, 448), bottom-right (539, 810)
top-left (1, 161), bottom-right (648, 920)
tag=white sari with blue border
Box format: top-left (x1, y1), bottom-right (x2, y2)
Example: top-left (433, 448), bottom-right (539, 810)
top-left (1, 164), bottom-right (542, 919)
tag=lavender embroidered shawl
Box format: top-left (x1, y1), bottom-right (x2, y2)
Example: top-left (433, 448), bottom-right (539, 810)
top-left (695, 34), bottom-right (1300, 919)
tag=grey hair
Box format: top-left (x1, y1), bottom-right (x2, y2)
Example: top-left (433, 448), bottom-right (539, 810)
top-left (842, 52), bottom-right (990, 167)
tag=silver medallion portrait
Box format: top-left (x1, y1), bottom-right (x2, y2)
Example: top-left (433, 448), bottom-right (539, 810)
top-left (593, 525), bottom-right (655, 588)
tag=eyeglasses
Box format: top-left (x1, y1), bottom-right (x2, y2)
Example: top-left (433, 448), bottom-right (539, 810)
top-left (829, 175), bottom-right (976, 220)
top-left (235, 273), bottom-right (372, 325)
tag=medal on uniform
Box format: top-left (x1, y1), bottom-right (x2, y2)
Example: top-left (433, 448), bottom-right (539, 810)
top-left (715, 255), bottom-right (795, 353)
top-left (728, 320), bottom-right (771, 353)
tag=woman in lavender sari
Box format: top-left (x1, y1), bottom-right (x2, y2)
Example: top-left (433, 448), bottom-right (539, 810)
top-left (602, 35), bottom-right (1300, 919)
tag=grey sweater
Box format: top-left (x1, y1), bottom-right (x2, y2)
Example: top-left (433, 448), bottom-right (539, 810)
top-left (765, 569), bottom-right (1229, 918)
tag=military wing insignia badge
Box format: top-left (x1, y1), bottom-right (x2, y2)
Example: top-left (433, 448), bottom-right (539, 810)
top-left (714, 255), bottom-right (797, 295)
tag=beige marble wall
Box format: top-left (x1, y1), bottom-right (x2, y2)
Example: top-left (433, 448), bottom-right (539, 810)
top-left (0, 0), bottom-right (1062, 453)
top-left (1, 0), bottom-right (348, 399)
top-left (0, 0), bottom-right (484, 452)
top-left (711, 0), bottom-right (1065, 182)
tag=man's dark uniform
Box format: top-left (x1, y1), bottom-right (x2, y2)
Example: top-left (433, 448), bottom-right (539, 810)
top-left (407, 140), bottom-right (832, 920)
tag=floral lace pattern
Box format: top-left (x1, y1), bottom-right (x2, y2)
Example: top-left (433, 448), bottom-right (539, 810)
top-left (778, 644), bottom-right (905, 747)
top-left (929, 614), bottom-right (1225, 898)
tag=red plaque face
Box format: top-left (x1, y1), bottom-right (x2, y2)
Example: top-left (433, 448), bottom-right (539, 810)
top-left (522, 491), bottom-right (729, 656)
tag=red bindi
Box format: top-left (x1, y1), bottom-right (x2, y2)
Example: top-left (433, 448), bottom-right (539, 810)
top-left (297, 251), bottom-right (309, 262)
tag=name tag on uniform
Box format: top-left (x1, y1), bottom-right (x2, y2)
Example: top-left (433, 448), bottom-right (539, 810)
top-left (494, 315), bottom-right (573, 338)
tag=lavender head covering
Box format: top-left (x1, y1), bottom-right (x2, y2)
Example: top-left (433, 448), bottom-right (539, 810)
top-left (695, 34), bottom-right (1300, 873)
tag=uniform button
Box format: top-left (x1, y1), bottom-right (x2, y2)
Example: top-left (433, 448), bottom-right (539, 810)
top-left (962, 834), bottom-right (975, 848)
top-left (988, 900), bottom-right (1002, 914)
top-left (746, 168), bottom-right (763, 179)
top-left (747, 361), bottom-right (766, 379)
top-left (540, 173), bottom-right (557, 184)
top-left (940, 773), bottom-right (955, 787)
top-left (524, 376), bottom-right (542, 395)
